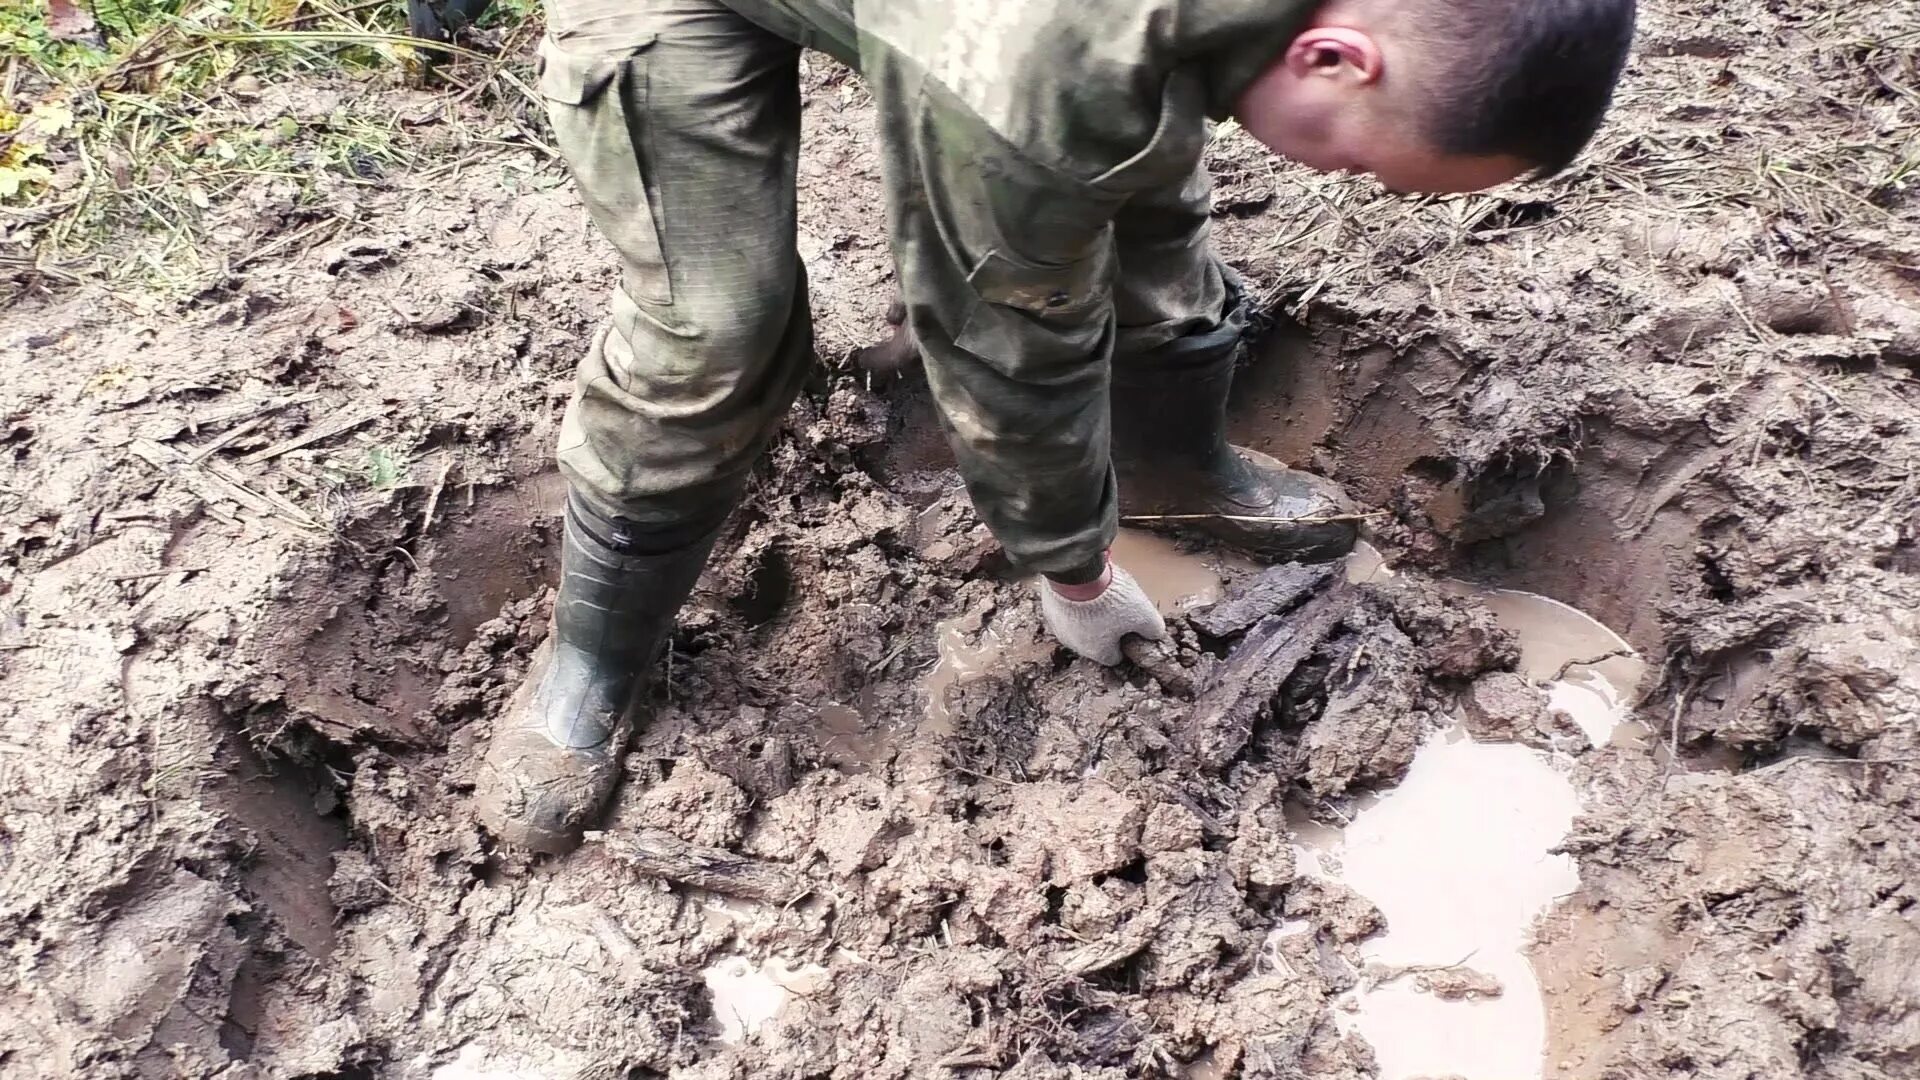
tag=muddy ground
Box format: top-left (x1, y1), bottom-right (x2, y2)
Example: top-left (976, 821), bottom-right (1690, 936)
top-left (3, 1), bottom-right (1918, 1077)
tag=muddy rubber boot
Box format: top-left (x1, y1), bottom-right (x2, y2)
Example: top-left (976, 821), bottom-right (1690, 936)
top-left (473, 495), bottom-right (717, 855)
top-left (406, 0), bottom-right (491, 43)
top-left (1113, 358), bottom-right (1359, 564)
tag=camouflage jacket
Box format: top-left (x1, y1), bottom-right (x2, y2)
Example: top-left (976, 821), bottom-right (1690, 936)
top-left (720, 0), bottom-right (1315, 194)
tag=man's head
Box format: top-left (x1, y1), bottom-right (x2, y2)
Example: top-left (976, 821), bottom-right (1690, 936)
top-left (1235, 0), bottom-right (1636, 193)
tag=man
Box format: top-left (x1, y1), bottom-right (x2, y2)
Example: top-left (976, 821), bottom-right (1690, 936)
top-left (474, 0), bottom-right (1637, 852)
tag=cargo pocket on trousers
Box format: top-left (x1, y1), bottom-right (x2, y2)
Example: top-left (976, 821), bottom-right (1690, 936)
top-left (953, 243), bottom-right (1113, 371)
top-left (537, 34), bottom-right (673, 306)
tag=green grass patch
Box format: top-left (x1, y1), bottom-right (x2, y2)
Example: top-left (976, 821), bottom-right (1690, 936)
top-left (1, 0), bottom-right (542, 295)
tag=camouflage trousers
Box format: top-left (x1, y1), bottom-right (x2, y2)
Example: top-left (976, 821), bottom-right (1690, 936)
top-left (544, 0), bottom-right (1243, 575)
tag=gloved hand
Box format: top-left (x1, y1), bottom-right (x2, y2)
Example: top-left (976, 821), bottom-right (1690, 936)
top-left (1039, 562), bottom-right (1167, 666)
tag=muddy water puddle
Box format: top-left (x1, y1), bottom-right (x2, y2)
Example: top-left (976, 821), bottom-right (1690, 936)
top-left (815, 698), bottom-right (887, 773)
top-left (698, 894), bottom-right (832, 1044)
top-left (922, 618), bottom-right (1011, 735)
top-left (1296, 731), bottom-right (1584, 1079)
top-left (812, 601), bottom-right (1031, 773)
top-left (1110, 528), bottom-right (1241, 615)
top-left (1472, 587), bottom-right (1647, 749)
top-left (1274, 543), bottom-right (1650, 1079)
top-left (701, 954), bottom-right (831, 1044)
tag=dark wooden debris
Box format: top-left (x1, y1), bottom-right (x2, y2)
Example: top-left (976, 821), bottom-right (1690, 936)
top-left (588, 827), bottom-right (809, 905)
top-left (1189, 562), bottom-right (1339, 639)
top-left (1178, 583), bottom-right (1358, 770)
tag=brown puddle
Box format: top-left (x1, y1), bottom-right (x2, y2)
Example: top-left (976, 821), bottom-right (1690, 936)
top-left (1273, 545), bottom-right (1653, 1080)
top-left (815, 700), bottom-right (888, 773)
top-left (1473, 588), bottom-right (1647, 747)
top-left (1298, 728), bottom-right (1584, 1079)
top-left (922, 619), bottom-right (1009, 735)
top-left (701, 954), bottom-right (831, 1044)
top-left (698, 894), bottom-right (832, 1045)
top-left (1109, 528), bottom-right (1234, 615)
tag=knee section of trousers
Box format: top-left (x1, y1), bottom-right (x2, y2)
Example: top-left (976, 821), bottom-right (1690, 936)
top-left (1114, 269), bottom-right (1254, 387)
top-left (567, 487), bottom-right (732, 557)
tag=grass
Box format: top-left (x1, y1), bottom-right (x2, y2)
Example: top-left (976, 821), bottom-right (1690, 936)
top-left (1, 0), bottom-right (543, 296)
top-left (361, 442), bottom-right (408, 490)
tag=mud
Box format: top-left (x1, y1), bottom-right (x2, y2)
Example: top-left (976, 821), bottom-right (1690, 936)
top-left (3, 1), bottom-right (1919, 1077)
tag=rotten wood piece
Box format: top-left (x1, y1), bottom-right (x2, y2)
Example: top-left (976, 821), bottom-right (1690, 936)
top-left (1121, 637), bottom-right (1197, 697)
top-left (587, 827), bottom-right (809, 905)
top-left (1189, 561), bottom-right (1339, 639)
top-left (1179, 583), bottom-right (1357, 770)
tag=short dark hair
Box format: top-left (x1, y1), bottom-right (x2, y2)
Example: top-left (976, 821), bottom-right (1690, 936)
top-left (1412, 0), bottom-right (1637, 177)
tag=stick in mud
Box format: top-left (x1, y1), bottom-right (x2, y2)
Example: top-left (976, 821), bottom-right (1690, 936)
top-left (586, 828), bottom-right (810, 906)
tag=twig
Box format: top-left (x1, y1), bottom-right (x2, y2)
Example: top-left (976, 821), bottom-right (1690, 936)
top-left (946, 765), bottom-right (1017, 786)
top-left (111, 566), bottom-right (209, 581)
top-left (204, 457), bottom-right (325, 529)
top-left (229, 214), bottom-right (347, 272)
top-left (452, 16), bottom-right (538, 107)
top-left (185, 415), bottom-right (266, 463)
top-left (1550, 648), bottom-right (1636, 683)
top-left (130, 438), bottom-right (322, 531)
top-left (865, 637), bottom-right (914, 675)
top-left (238, 405), bottom-right (383, 466)
top-left (1120, 511), bottom-right (1386, 525)
top-left (588, 828), bottom-right (809, 905)
top-left (419, 454), bottom-right (456, 536)
top-left (369, 875), bottom-right (427, 911)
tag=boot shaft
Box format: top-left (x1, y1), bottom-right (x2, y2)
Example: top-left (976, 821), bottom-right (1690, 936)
top-left (538, 494), bottom-right (720, 747)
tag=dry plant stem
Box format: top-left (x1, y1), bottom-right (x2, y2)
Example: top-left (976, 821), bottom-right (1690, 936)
top-left (239, 406), bottom-right (385, 466)
top-left (165, 30), bottom-right (543, 106)
top-left (1549, 648), bottom-right (1636, 683)
top-left (1119, 511), bottom-right (1385, 525)
top-left (419, 455), bottom-right (457, 536)
top-left (230, 216), bottom-right (348, 271)
top-left (588, 828), bottom-right (810, 905)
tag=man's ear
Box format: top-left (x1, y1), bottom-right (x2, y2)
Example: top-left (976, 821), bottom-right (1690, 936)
top-left (1283, 26), bottom-right (1385, 85)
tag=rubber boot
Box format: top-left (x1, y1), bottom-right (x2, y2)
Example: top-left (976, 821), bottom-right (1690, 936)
top-left (406, 0), bottom-right (491, 44)
top-left (473, 494), bottom-right (718, 854)
top-left (1113, 312), bottom-right (1358, 563)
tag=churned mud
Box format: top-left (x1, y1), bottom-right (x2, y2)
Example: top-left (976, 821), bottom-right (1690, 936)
top-left (4, 1), bottom-right (1918, 1077)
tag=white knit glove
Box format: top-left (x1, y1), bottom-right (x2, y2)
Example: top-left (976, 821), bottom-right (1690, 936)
top-left (1039, 564), bottom-right (1168, 666)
